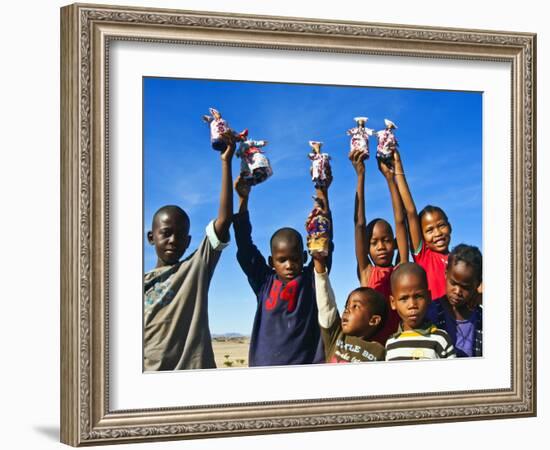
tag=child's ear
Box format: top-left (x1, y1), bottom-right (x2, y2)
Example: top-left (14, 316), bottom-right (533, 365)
top-left (389, 295), bottom-right (397, 310)
top-left (185, 235), bottom-right (192, 252)
top-left (476, 281), bottom-right (483, 294)
top-left (147, 231), bottom-right (154, 245)
top-left (268, 256), bottom-right (274, 268)
top-left (369, 314), bottom-right (382, 327)
top-left (302, 250), bottom-right (308, 266)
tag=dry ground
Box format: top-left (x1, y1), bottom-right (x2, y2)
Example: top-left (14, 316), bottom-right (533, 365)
top-left (212, 337), bottom-right (250, 368)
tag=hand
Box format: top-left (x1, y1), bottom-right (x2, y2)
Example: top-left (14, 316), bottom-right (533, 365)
top-left (234, 175), bottom-right (251, 199)
top-left (220, 133), bottom-right (237, 162)
top-left (349, 149), bottom-right (365, 176)
top-left (378, 159), bottom-right (394, 180)
top-left (311, 249), bottom-right (328, 274)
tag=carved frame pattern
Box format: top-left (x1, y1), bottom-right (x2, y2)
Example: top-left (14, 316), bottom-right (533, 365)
top-left (60, 3), bottom-right (536, 446)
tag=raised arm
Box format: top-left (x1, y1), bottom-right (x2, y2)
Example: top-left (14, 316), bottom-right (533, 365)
top-left (312, 253), bottom-right (338, 329)
top-left (232, 176), bottom-right (270, 295)
top-left (235, 175), bottom-right (250, 215)
top-left (349, 149), bottom-right (371, 285)
top-left (213, 138), bottom-right (236, 242)
top-left (314, 165), bottom-right (334, 271)
top-left (393, 149), bottom-right (423, 253)
top-left (378, 160), bottom-right (409, 264)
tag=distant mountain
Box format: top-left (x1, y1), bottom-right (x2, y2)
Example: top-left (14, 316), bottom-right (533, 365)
top-left (212, 332), bottom-right (249, 339)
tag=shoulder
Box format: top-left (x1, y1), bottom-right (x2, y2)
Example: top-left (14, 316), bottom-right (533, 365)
top-left (426, 324), bottom-right (453, 343)
top-left (367, 340), bottom-right (386, 359)
top-left (412, 239), bottom-right (426, 257)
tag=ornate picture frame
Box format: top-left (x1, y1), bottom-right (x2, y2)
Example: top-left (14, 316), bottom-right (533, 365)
top-left (60, 3), bottom-right (536, 446)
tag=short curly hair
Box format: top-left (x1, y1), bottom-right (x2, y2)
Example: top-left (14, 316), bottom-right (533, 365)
top-left (448, 244), bottom-right (482, 283)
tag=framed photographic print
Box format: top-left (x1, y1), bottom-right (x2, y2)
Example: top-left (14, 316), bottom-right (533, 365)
top-left (60, 3), bottom-right (536, 446)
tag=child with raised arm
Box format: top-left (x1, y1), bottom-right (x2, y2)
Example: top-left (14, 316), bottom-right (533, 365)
top-left (427, 244), bottom-right (483, 357)
top-left (312, 252), bottom-right (386, 363)
top-left (143, 139), bottom-right (236, 371)
top-left (386, 263), bottom-right (456, 360)
top-left (232, 176), bottom-right (333, 367)
top-left (350, 148), bottom-right (408, 345)
top-left (392, 149), bottom-right (452, 300)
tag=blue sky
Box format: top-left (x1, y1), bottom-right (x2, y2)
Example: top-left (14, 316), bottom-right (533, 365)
top-left (143, 77), bottom-right (482, 334)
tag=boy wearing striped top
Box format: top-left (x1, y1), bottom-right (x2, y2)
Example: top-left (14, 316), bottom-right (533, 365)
top-left (386, 263), bottom-right (456, 361)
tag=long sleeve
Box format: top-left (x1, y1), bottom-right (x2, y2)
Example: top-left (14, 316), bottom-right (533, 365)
top-left (232, 211), bottom-right (271, 296)
top-left (313, 269), bottom-right (338, 329)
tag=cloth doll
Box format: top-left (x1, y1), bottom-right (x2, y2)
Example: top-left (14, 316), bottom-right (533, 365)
top-left (202, 107), bottom-right (248, 151)
top-left (308, 141), bottom-right (331, 189)
top-left (347, 116), bottom-right (374, 159)
top-left (236, 139), bottom-right (273, 186)
top-left (375, 119), bottom-right (398, 165)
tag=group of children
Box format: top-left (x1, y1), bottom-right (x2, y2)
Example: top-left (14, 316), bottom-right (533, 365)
top-left (143, 115), bottom-right (483, 371)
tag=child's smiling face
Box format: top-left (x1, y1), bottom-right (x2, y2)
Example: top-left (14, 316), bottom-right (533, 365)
top-left (390, 272), bottom-right (430, 331)
top-left (445, 260), bottom-right (479, 308)
top-left (369, 220), bottom-right (395, 267)
top-left (421, 210), bottom-right (451, 253)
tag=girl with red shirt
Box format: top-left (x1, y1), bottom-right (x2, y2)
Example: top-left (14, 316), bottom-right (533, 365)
top-left (392, 149), bottom-right (452, 301)
top-left (350, 149), bottom-right (409, 345)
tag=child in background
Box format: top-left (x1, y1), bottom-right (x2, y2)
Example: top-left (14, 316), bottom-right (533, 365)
top-left (232, 175), bottom-right (333, 367)
top-left (312, 251), bottom-right (386, 363)
top-left (392, 149), bottom-right (452, 300)
top-left (386, 263), bottom-right (456, 360)
top-left (350, 148), bottom-right (408, 345)
top-left (143, 139), bottom-right (236, 371)
top-left (427, 244), bottom-right (483, 357)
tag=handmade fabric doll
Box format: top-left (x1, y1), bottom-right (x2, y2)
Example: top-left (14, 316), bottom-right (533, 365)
top-left (236, 139), bottom-right (273, 186)
top-left (308, 141), bottom-right (331, 189)
top-left (375, 119), bottom-right (398, 165)
top-left (202, 107), bottom-right (248, 151)
top-left (305, 197), bottom-right (331, 256)
top-left (347, 116), bottom-right (374, 159)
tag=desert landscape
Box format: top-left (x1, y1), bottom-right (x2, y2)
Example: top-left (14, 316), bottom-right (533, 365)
top-left (212, 334), bottom-right (250, 368)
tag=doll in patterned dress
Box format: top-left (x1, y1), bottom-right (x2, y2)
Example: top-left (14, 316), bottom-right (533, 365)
top-left (347, 116), bottom-right (374, 160)
top-left (308, 141), bottom-right (332, 189)
top-left (305, 196), bottom-right (331, 257)
top-left (236, 139), bottom-right (273, 186)
top-left (375, 119), bottom-right (398, 166)
top-left (202, 107), bottom-right (248, 151)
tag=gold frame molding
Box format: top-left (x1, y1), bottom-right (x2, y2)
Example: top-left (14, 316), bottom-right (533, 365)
top-left (60, 3), bottom-right (536, 446)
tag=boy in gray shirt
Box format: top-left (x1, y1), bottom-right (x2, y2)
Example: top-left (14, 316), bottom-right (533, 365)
top-left (143, 139), bottom-right (235, 371)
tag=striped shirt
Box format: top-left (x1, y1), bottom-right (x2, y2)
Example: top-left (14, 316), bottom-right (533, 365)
top-left (385, 322), bottom-right (456, 361)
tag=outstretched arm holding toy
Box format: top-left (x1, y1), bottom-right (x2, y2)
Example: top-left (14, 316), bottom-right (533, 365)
top-left (392, 149), bottom-right (423, 253)
top-left (378, 159), bottom-right (409, 264)
top-left (213, 137), bottom-right (236, 243)
top-left (350, 149), bottom-right (372, 286)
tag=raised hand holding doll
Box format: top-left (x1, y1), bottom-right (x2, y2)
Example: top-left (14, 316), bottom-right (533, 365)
top-left (236, 139), bottom-right (273, 186)
top-left (305, 196), bottom-right (331, 257)
top-left (347, 116), bottom-right (374, 160)
top-left (375, 119), bottom-right (398, 166)
top-left (202, 107), bottom-right (248, 151)
top-left (308, 140), bottom-right (332, 189)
